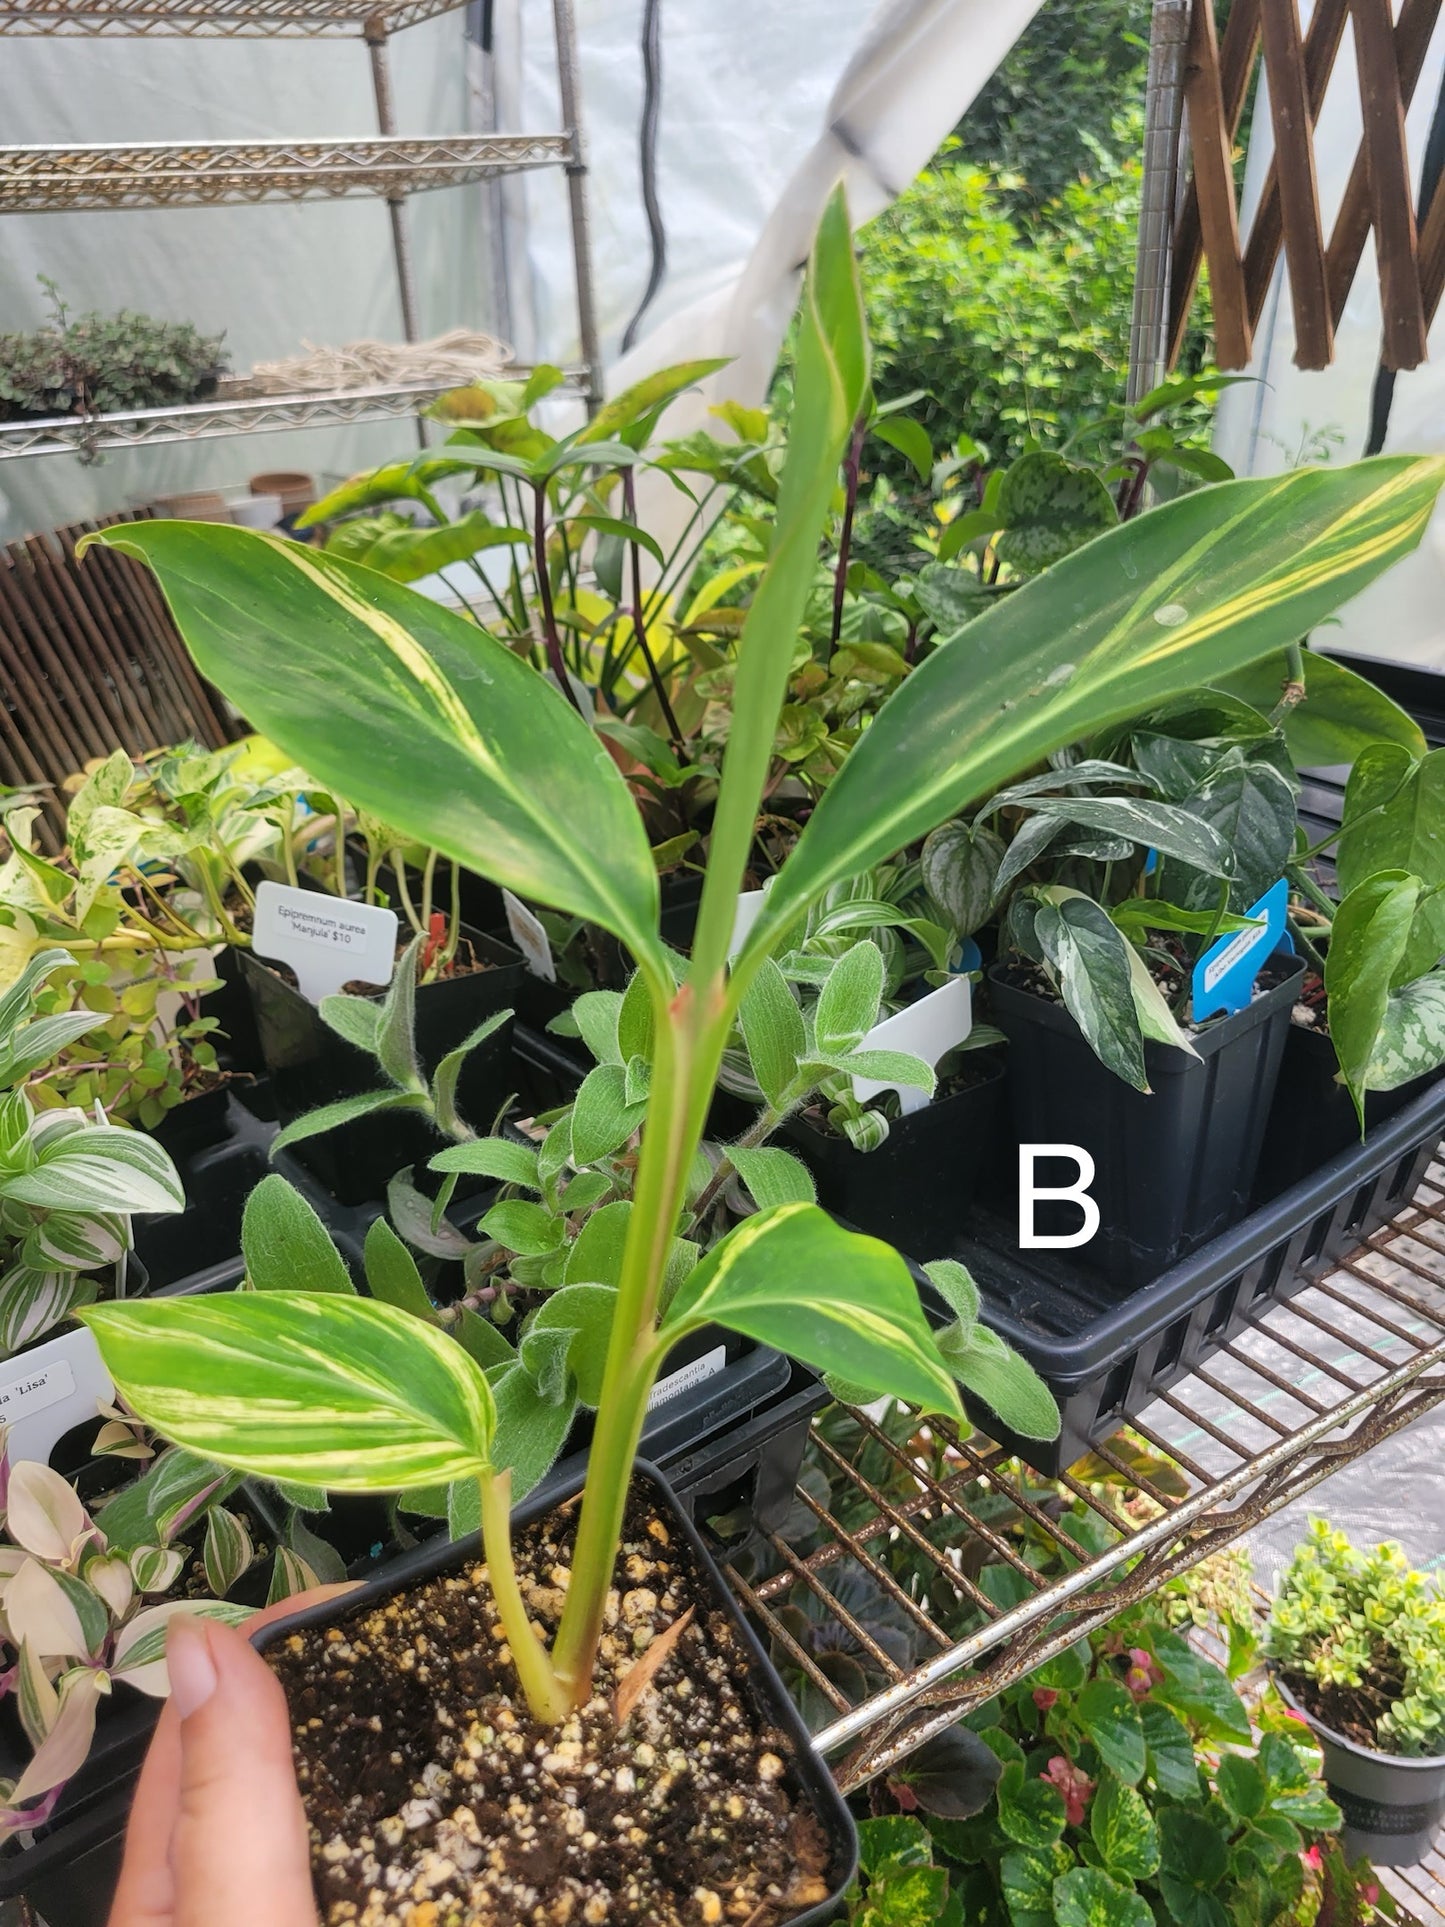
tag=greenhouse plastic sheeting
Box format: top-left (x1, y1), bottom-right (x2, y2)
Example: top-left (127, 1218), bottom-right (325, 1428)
top-left (0, 0), bottom-right (1037, 543)
top-left (1212, 4), bottom-right (1445, 672)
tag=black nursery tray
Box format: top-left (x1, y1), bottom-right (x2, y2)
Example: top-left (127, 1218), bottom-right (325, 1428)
top-left (910, 1073), bottom-right (1445, 1475)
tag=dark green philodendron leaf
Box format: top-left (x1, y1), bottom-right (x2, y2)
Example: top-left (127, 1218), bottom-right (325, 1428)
top-left (744, 456), bottom-right (1445, 965)
top-left (992, 451), bottom-right (1119, 574)
top-left (1216, 648), bottom-right (1426, 765)
top-left (79, 523), bottom-right (666, 981)
top-left (1172, 757), bottom-right (1298, 911)
top-left (1090, 1776), bottom-right (1160, 1880)
top-left (1035, 894), bottom-right (1147, 1091)
top-left (662, 1203), bottom-right (962, 1417)
top-left (1075, 1678), bottom-right (1146, 1785)
top-left (81, 1294), bottom-right (496, 1491)
top-left (1023, 794), bottom-right (1232, 874)
top-left (871, 414), bottom-right (933, 483)
top-left (241, 1174), bottom-right (354, 1297)
top-left (1337, 743), bottom-right (1445, 967)
top-left (1052, 1867), bottom-right (1154, 1927)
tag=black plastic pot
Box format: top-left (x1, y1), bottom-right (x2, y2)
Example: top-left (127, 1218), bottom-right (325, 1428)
top-left (989, 956), bottom-right (1304, 1288)
top-left (1274, 1672), bottom-right (1445, 1866)
top-left (205, 942), bottom-right (267, 1076)
top-left (143, 1079), bottom-right (237, 1169)
top-left (664, 1358), bottom-right (830, 1537)
top-left (780, 1055), bottom-right (1008, 1257)
top-left (928, 1069), bottom-right (1445, 1473)
top-left (133, 1124), bottom-right (269, 1290)
top-left (1253, 1019), bottom-right (1436, 1203)
top-left (248, 1460), bottom-right (856, 1925)
top-left (241, 926), bottom-right (526, 1207)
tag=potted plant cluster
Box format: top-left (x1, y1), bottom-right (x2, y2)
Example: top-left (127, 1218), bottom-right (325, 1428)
top-left (1266, 1518), bottom-right (1445, 1867)
top-left (47, 181), bottom-right (1445, 1925)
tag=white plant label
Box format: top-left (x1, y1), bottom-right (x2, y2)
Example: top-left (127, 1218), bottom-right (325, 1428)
top-left (647, 1344), bottom-right (726, 1410)
top-left (252, 881), bottom-right (398, 1005)
top-left (0, 1327), bottom-right (114, 1468)
top-left (729, 890), bottom-right (766, 960)
top-left (852, 974), bottom-right (974, 1117)
top-left (503, 890), bottom-right (557, 982)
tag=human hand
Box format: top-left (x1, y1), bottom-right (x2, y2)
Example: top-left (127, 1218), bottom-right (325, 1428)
top-left (107, 1585), bottom-right (355, 1927)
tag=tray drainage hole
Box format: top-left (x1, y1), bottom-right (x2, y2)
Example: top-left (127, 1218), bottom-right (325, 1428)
top-left (1155, 1315), bottom-right (1189, 1377)
top-left (1343, 1179), bottom-right (1377, 1234)
top-left (1205, 1279), bottom-right (1240, 1336)
top-left (1301, 1207), bottom-right (1334, 1265)
top-left (1386, 1150), bottom-right (1419, 1203)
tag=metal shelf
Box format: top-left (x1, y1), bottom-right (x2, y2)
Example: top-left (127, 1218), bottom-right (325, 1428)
top-left (728, 1151), bottom-right (1445, 1796)
top-left (0, 369), bottom-right (586, 458)
top-left (0, 0), bottom-right (466, 33)
top-left (0, 134), bottom-right (571, 212)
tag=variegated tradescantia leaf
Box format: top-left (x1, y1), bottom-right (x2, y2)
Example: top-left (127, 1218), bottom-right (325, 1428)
top-left (80, 523), bottom-right (666, 982)
top-left (81, 1293), bottom-right (497, 1492)
top-left (0, 1125), bottom-right (184, 1217)
top-left (110, 1599), bottom-right (254, 1696)
top-left (201, 1506), bottom-right (255, 1597)
top-left (662, 1203), bottom-right (961, 1417)
top-left (0, 1268), bottom-right (88, 1358)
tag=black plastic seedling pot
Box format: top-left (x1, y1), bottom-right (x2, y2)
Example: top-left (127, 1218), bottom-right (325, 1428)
top-left (1273, 1674), bottom-right (1445, 1866)
top-left (250, 1459), bottom-right (857, 1926)
top-left (1253, 1019), bottom-right (1435, 1203)
top-left (989, 956), bottom-right (1303, 1289)
top-left (780, 1055), bottom-right (1008, 1256)
top-left (241, 926), bottom-right (526, 1207)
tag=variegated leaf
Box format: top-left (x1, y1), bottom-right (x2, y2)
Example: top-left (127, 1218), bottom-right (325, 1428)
top-left (129, 1545), bottom-right (187, 1595)
top-left (23, 1211), bottom-right (127, 1272)
top-left (201, 1506), bottom-right (254, 1598)
top-left (4, 1666), bottom-right (108, 1812)
top-left (662, 1203), bottom-right (961, 1416)
top-left (81, 1293), bottom-right (497, 1492)
top-left (0, 1268), bottom-right (85, 1356)
top-left (110, 1599), bottom-right (254, 1696)
top-left (5, 1462), bottom-right (93, 1566)
top-left (267, 1546), bottom-right (321, 1607)
top-left (0, 1126), bottom-right (184, 1217)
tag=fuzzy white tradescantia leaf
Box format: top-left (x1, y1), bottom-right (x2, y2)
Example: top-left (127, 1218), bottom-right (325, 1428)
top-left (1, 1668), bottom-right (109, 1823)
top-left (82, 1553), bottom-right (135, 1621)
top-left (81, 1293), bottom-right (497, 1493)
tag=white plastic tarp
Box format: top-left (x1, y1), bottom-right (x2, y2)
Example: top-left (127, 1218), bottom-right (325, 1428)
top-left (1212, 4), bottom-right (1445, 671)
top-left (0, 0), bottom-right (1037, 543)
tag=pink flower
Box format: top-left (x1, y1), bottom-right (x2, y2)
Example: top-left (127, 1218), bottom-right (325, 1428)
top-left (1033, 1687), bottom-right (1060, 1711)
top-left (1125, 1648), bottom-right (1163, 1701)
top-left (1363, 1882), bottom-right (1380, 1906)
top-left (1301, 1845), bottom-right (1323, 1872)
top-left (1281, 1707), bottom-right (1311, 1726)
top-left (1042, 1756), bottom-right (1095, 1827)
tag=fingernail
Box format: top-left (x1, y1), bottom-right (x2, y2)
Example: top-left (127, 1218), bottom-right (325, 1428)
top-left (167, 1615), bottom-right (218, 1720)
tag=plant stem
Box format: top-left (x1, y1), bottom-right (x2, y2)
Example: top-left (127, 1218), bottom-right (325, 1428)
top-left (390, 851), bottom-right (426, 938)
top-left (830, 413), bottom-right (867, 650)
top-left (1270, 642), bottom-right (1307, 724)
top-left (1290, 865), bottom-right (1337, 923)
top-left (550, 986), bottom-right (725, 1701)
top-left (623, 468), bottom-right (686, 755)
top-left (478, 1469), bottom-right (570, 1724)
top-left (422, 847), bottom-right (438, 932)
top-left (283, 795), bottom-right (300, 889)
top-left (685, 1102), bottom-right (786, 1230)
top-left (533, 484), bottom-right (586, 719)
top-left (443, 858), bottom-right (462, 971)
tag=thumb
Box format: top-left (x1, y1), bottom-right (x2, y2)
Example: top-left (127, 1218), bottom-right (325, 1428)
top-left (167, 1613), bottom-right (317, 1927)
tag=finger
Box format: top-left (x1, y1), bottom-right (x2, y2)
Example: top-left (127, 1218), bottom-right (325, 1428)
top-left (169, 1616), bottom-right (317, 1927)
top-left (107, 1702), bottom-right (181, 1927)
top-left (108, 1585), bottom-right (357, 1927)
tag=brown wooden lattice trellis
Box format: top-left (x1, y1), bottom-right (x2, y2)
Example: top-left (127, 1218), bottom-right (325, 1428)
top-left (1169, 0), bottom-right (1445, 372)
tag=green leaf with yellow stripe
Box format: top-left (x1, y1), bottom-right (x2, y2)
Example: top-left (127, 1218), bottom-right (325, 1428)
top-left (661, 1203), bottom-right (962, 1417)
top-left (742, 455), bottom-right (1445, 963)
top-left (78, 523), bottom-right (665, 981)
top-left (79, 1293), bottom-right (495, 1492)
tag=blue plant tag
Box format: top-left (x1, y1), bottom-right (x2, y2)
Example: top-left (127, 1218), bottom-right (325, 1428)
top-left (1192, 878), bottom-right (1289, 1021)
top-left (950, 936), bottom-right (983, 975)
